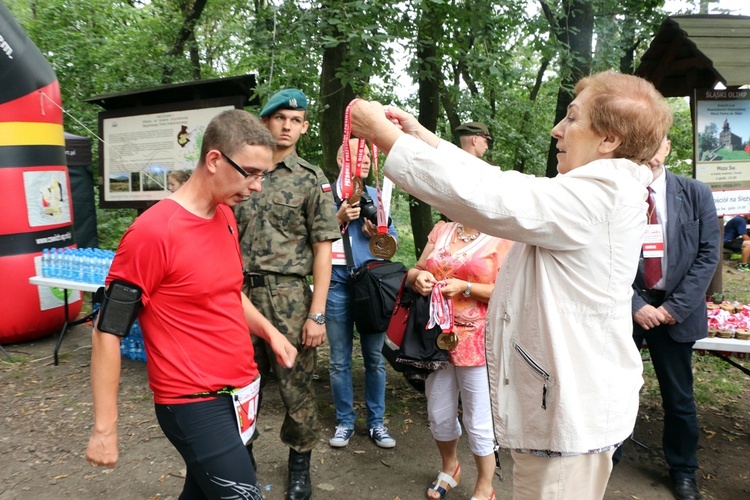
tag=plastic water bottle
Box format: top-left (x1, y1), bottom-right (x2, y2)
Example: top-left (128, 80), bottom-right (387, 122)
top-left (50, 248), bottom-right (61, 278)
top-left (41, 248), bottom-right (50, 277)
top-left (63, 248), bottom-right (73, 280)
top-left (75, 249), bottom-right (85, 283)
top-left (81, 249), bottom-right (92, 283)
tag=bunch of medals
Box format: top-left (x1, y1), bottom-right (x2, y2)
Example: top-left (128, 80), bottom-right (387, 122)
top-left (342, 99), bottom-right (397, 260)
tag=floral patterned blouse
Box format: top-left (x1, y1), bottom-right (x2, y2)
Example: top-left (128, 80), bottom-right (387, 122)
top-left (424, 221), bottom-right (513, 366)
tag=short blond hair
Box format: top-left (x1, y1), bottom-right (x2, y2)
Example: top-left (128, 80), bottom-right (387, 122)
top-left (575, 71), bottom-right (673, 165)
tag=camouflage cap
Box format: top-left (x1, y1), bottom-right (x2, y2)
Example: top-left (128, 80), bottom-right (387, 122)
top-left (260, 88), bottom-right (308, 118)
top-left (454, 121), bottom-right (492, 140)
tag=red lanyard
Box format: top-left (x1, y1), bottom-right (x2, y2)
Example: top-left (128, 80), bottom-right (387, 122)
top-left (341, 99), bottom-right (364, 201)
top-left (370, 143), bottom-right (388, 235)
top-left (342, 99), bottom-right (389, 236)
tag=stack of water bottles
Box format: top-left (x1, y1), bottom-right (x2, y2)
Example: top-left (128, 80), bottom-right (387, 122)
top-left (41, 247), bottom-right (115, 285)
top-left (120, 318), bottom-right (147, 363)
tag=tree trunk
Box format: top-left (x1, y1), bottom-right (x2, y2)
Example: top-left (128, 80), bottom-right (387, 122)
top-left (162, 0), bottom-right (208, 82)
top-left (410, 1), bottom-right (443, 258)
top-left (543, 0), bottom-right (593, 178)
top-left (319, 40), bottom-right (355, 182)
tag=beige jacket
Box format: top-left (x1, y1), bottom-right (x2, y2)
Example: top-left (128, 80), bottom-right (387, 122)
top-left (385, 135), bottom-right (649, 453)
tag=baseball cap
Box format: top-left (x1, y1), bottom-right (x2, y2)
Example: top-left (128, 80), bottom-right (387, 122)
top-left (260, 88), bottom-right (308, 118)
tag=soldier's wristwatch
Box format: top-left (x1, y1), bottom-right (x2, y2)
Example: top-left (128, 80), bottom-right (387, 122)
top-left (307, 313), bottom-right (326, 324)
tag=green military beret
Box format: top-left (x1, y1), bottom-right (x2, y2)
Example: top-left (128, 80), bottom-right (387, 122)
top-left (454, 121), bottom-right (492, 140)
top-left (260, 88), bottom-right (308, 118)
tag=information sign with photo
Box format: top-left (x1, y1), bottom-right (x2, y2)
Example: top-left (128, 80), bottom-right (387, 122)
top-left (98, 97), bottom-right (241, 208)
top-left (695, 88), bottom-right (750, 216)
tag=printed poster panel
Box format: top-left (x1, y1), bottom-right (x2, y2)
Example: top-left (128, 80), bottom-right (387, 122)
top-left (694, 89), bottom-right (750, 195)
top-left (23, 170), bottom-right (72, 227)
top-left (712, 189), bottom-right (750, 217)
top-left (102, 104), bottom-right (234, 202)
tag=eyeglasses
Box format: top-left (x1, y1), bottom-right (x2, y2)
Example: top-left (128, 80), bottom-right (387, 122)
top-left (220, 151), bottom-right (267, 182)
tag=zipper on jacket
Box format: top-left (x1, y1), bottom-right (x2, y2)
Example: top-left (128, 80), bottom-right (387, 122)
top-left (513, 343), bottom-right (550, 410)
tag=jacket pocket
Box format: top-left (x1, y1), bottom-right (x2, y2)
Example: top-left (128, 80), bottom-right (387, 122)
top-left (513, 342), bottom-right (550, 410)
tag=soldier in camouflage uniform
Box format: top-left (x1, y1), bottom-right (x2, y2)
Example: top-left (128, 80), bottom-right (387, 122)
top-left (234, 89), bottom-right (340, 500)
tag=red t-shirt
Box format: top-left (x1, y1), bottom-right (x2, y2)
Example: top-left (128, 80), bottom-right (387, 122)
top-left (108, 200), bottom-right (257, 403)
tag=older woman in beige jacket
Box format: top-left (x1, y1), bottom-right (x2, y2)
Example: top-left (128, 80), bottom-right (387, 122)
top-left (349, 71), bottom-right (673, 499)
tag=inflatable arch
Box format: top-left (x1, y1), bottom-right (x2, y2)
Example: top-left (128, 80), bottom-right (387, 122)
top-left (0, 3), bottom-right (81, 344)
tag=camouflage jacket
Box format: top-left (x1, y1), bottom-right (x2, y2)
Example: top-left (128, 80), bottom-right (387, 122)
top-left (234, 151), bottom-right (340, 277)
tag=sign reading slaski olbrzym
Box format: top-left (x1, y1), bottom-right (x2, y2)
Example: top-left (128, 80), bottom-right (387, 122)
top-left (695, 88), bottom-right (750, 217)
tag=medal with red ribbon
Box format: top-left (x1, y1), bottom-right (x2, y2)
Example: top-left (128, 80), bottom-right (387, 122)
top-left (368, 142), bottom-right (398, 259)
top-left (342, 99), bottom-right (398, 259)
top-left (341, 99), bottom-right (365, 205)
top-left (428, 282), bottom-right (458, 350)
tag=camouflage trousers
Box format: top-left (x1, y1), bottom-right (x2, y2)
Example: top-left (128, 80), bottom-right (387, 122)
top-left (245, 278), bottom-right (320, 453)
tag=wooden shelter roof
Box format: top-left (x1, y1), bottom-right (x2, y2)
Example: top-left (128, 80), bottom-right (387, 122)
top-left (85, 74), bottom-right (258, 110)
top-left (636, 14), bottom-right (750, 97)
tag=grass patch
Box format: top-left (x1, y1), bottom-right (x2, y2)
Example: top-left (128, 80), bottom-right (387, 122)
top-left (640, 352), bottom-right (747, 413)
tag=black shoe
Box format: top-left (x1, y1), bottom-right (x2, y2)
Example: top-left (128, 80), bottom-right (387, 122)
top-left (286, 449), bottom-right (312, 500)
top-left (673, 478), bottom-right (703, 500)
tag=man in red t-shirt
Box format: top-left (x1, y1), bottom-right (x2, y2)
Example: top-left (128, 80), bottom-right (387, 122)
top-left (85, 110), bottom-right (297, 500)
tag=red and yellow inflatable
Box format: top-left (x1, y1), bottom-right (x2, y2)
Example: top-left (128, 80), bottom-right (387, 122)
top-left (0, 4), bottom-right (80, 344)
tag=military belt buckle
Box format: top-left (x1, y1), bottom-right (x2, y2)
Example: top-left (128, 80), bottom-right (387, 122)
top-left (244, 272), bottom-right (265, 288)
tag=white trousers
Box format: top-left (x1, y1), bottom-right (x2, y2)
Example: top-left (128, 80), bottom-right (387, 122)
top-left (425, 364), bottom-right (494, 457)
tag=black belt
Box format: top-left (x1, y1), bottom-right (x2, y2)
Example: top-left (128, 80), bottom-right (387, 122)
top-left (243, 271), bottom-right (303, 288)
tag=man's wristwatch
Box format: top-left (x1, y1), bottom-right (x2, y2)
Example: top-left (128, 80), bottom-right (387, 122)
top-left (463, 282), bottom-right (472, 297)
top-left (307, 313), bottom-right (326, 324)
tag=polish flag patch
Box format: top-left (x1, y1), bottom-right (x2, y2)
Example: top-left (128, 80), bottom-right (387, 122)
top-left (321, 183), bottom-right (332, 193)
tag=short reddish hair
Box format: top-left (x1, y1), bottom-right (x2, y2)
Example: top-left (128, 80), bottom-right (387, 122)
top-left (575, 71), bottom-right (673, 165)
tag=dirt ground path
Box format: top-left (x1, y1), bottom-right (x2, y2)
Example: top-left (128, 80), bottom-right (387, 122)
top-left (1, 322), bottom-right (748, 500)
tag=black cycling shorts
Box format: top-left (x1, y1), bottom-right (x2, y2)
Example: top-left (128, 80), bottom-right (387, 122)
top-left (155, 396), bottom-right (262, 500)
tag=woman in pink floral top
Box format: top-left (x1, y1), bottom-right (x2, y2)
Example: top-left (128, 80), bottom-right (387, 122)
top-left (407, 220), bottom-right (512, 500)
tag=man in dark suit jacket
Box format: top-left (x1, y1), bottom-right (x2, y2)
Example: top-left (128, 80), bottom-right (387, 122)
top-left (625, 137), bottom-right (720, 500)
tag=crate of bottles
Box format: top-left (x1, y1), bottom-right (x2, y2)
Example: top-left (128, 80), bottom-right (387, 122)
top-left (120, 318), bottom-right (147, 363)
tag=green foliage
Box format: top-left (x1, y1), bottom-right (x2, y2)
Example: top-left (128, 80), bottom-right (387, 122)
top-left (666, 97), bottom-right (695, 178)
top-left (6, 0), bottom-right (714, 248)
top-left (390, 187), bottom-right (418, 269)
top-left (95, 203), bottom-right (136, 251)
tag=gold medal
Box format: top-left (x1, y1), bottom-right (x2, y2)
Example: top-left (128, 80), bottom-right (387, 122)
top-left (369, 233), bottom-right (397, 259)
top-left (349, 177), bottom-right (365, 205)
top-left (436, 332), bottom-right (459, 350)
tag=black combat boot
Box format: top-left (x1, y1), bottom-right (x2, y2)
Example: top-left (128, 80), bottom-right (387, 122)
top-left (286, 448), bottom-right (312, 500)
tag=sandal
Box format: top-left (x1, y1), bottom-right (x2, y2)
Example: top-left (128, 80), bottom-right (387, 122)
top-left (426, 463), bottom-right (461, 499)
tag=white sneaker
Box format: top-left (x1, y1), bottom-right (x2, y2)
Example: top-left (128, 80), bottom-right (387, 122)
top-left (329, 425), bottom-right (354, 447)
top-left (369, 425), bottom-right (396, 448)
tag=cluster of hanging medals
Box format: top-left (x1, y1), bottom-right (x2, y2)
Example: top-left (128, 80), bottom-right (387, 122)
top-left (343, 99), bottom-right (456, 350)
top-left (341, 99), bottom-right (397, 260)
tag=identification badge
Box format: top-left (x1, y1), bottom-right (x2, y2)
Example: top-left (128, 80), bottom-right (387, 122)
top-left (331, 238), bottom-right (347, 266)
top-left (369, 233), bottom-right (398, 259)
top-left (231, 376), bottom-right (260, 445)
top-left (642, 224), bottom-right (664, 258)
